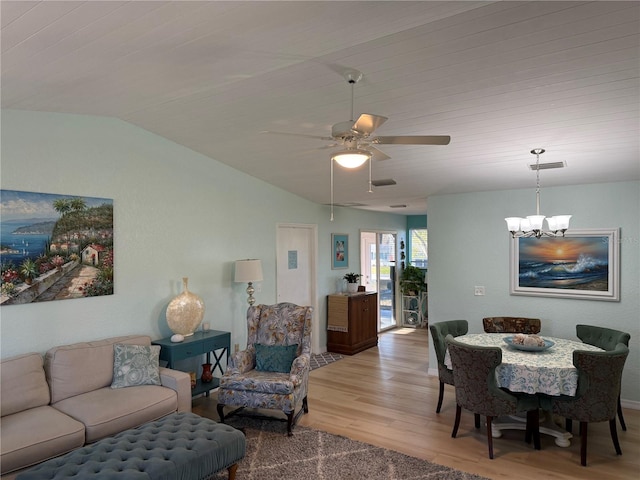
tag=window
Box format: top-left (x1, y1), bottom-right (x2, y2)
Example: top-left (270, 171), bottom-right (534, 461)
top-left (410, 229), bottom-right (428, 268)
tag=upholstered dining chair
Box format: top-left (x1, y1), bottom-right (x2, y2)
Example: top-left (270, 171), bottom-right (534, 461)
top-left (543, 342), bottom-right (629, 466)
top-left (482, 317), bottom-right (541, 334)
top-left (446, 335), bottom-right (540, 459)
top-left (576, 324), bottom-right (631, 431)
top-left (429, 320), bottom-right (469, 414)
top-left (217, 302), bottom-right (313, 435)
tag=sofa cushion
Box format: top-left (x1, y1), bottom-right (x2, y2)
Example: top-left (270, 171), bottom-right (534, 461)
top-left (45, 335), bottom-right (151, 403)
top-left (52, 385), bottom-right (178, 443)
top-left (0, 405), bottom-right (85, 475)
top-left (111, 344), bottom-right (161, 388)
top-left (1, 353), bottom-right (50, 417)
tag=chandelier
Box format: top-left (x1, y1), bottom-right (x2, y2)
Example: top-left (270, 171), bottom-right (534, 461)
top-left (505, 148), bottom-right (571, 239)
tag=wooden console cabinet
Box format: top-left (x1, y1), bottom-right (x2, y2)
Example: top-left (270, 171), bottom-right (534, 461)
top-left (327, 292), bottom-right (378, 355)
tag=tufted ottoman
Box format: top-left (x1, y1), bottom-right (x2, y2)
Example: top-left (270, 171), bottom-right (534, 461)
top-left (16, 412), bottom-right (245, 480)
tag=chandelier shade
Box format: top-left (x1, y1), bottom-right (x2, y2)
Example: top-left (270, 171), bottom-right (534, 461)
top-left (505, 149), bottom-right (571, 239)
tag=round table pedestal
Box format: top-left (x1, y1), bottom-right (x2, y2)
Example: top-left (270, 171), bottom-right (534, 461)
top-left (490, 411), bottom-right (572, 447)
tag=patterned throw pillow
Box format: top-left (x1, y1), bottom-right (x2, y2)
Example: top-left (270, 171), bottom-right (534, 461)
top-left (111, 344), bottom-right (161, 388)
top-left (254, 343), bottom-right (298, 373)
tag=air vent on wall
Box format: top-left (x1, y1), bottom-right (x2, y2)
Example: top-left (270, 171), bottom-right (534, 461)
top-left (371, 178), bottom-right (397, 187)
top-left (529, 161), bottom-right (566, 170)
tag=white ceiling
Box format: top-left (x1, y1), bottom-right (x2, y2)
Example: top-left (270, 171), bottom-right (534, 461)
top-left (2, 1), bottom-right (639, 215)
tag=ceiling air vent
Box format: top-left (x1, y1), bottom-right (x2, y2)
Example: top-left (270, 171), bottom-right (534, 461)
top-left (389, 204), bottom-right (407, 209)
top-left (325, 202), bottom-right (367, 207)
top-left (371, 178), bottom-right (397, 187)
top-left (529, 161), bottom-right (566, 170)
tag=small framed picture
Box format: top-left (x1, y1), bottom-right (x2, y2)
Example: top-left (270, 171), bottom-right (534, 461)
top-left (331, 234), bottom-right (348, 269)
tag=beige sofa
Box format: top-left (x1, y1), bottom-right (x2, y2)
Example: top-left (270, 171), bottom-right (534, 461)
top-left (0, 335), bottom-right (191, 478)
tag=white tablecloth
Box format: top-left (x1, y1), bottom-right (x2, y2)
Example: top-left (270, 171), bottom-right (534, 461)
top-left (444, 333), bottom-right (602, 396)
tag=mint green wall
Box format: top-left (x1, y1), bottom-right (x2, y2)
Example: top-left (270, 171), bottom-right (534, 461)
top-left (427, 182), bottom-right (640, 404)
top-left (0, 110), bottom-right (406, 358)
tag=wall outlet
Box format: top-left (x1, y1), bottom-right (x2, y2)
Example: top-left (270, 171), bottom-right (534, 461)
top-left (234, 343), bottom-right (239, 353)
top-left (474, 286), bottom-right (485, 296)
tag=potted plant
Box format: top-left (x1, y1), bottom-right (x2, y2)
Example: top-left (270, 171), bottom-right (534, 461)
top-left (343, 272), bottom-right (361, 293)
top-left (400, 265), bottom-right (425, 295)
top-left (20, 258), bottom-right (38, 285)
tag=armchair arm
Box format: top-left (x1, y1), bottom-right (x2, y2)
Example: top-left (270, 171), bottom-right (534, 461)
top-left (226, 348), bottom-right (255, 375)
top-left (290, 353), bottom-right (310, 387)
top-left (159, 367), bottom-right (191, 413)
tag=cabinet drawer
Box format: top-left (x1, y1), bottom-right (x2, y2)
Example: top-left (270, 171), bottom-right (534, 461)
top-left (201, 333), bottom-right (231, 352)
top-left (161, 341), bottom-right (205, 362)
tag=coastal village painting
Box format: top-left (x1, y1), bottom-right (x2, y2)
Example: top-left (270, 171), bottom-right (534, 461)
top-left (0, 190), bottom-right (114, 305)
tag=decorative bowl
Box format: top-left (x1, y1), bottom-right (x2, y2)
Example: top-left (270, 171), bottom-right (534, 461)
top-left (503, 336), bottom-right (554, 352)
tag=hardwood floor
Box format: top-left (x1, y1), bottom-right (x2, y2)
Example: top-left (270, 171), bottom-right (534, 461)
top-left (193, 328), bottom-right (639, 480)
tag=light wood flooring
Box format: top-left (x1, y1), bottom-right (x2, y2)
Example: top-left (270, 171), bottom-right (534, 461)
top-left (193, 328), bottom-right (639, 480)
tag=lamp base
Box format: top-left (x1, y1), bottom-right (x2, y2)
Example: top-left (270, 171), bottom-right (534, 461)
top-left (246, 282), bottom-right (256, 305)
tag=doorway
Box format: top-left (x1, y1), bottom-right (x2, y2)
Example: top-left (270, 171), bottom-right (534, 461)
top-left (275, 223), bottom-right (319, 353)
top-left (360, 231), bottom-right (397, 331)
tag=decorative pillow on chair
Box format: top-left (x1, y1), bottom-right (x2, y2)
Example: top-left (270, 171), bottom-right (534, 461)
top-left (111, 344), bottom-right (161, 388)
top-left (254, 343), bottom-right (299, 373)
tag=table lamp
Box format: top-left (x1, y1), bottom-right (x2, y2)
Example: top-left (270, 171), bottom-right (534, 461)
top-left (234, 259), bottom-right (263, 305)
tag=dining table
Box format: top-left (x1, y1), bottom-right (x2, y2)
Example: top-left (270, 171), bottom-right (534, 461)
top-left (444, 332), bottom-right (603, 447)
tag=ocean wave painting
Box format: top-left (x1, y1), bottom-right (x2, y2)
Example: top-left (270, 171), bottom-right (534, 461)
top-left (510, 229), bottom-right (619, 301)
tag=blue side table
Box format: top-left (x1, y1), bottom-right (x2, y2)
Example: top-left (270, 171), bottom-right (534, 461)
top-left (153, 330), bottom-right (230, 397)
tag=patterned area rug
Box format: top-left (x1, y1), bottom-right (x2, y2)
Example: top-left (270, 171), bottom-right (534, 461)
top-left (310, 351), bottom-right (343, 370)
top-left (208, 417), bottom-right (489, 480)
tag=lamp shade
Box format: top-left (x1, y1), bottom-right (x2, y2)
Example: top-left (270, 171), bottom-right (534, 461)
top-left (332, 149), bottom-right (370, 168)
top-left (234, 259), bottom-right (263, 283)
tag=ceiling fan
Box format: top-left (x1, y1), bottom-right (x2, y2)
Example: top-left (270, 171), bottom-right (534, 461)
top-left (263, 69), bottom-right (451, 164)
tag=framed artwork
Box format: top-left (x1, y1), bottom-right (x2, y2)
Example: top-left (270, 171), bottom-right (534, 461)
top-left (331, 233), bottom-right (348, 269)
top-left (510, 228), bottom-right (620, 301)
top-left (1, 189), bottom-right (114, 306)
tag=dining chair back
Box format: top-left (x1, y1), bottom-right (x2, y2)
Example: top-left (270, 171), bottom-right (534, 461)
top-left (482, 317), bottom-right (541, 334)
top-left (576, 324), bottom-right (630, 431)
top-left (429, 320), bottom-right (468, 413)
top-left (549, 342), bottom-right (629, 466)
top-left (446, 335), bottom-right (540, 459)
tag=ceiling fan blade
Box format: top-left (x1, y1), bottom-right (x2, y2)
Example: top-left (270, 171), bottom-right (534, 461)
top-left (374, 135), bottom-right (451, 145)
top-left (367, 145), bottom-right (391, 161)
top-left (352, 114), bottom-right (388, 136)
top-left (260, 130), bottom-right (334, 141)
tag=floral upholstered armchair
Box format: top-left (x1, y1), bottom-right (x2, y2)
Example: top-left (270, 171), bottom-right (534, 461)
top-left (217, 302), bottom-right (313, 435)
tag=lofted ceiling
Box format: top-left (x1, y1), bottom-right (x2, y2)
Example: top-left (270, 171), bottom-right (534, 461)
top-left (1, 1), bottom-right (638, 215)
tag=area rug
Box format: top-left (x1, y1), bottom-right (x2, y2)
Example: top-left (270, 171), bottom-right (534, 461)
top-left (208, 416), bottom-right (489, 480)
top-left (310, 351), bottom-right (343, 370)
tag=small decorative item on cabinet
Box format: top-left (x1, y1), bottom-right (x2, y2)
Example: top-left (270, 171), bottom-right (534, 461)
top-left (189, 372), bottom-right (197, 389)
top-left (343, 272), bottom-right (361, 293)
top-left (201, 363), bottom-right (213, 383)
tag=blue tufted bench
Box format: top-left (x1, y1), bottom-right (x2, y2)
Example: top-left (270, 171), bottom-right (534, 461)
top-left (16, 412), bottom-right (245, 480)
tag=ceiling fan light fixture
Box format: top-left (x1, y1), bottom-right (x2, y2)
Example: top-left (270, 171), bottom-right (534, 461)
top-left (332, 149), bottom-right (370, 168)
